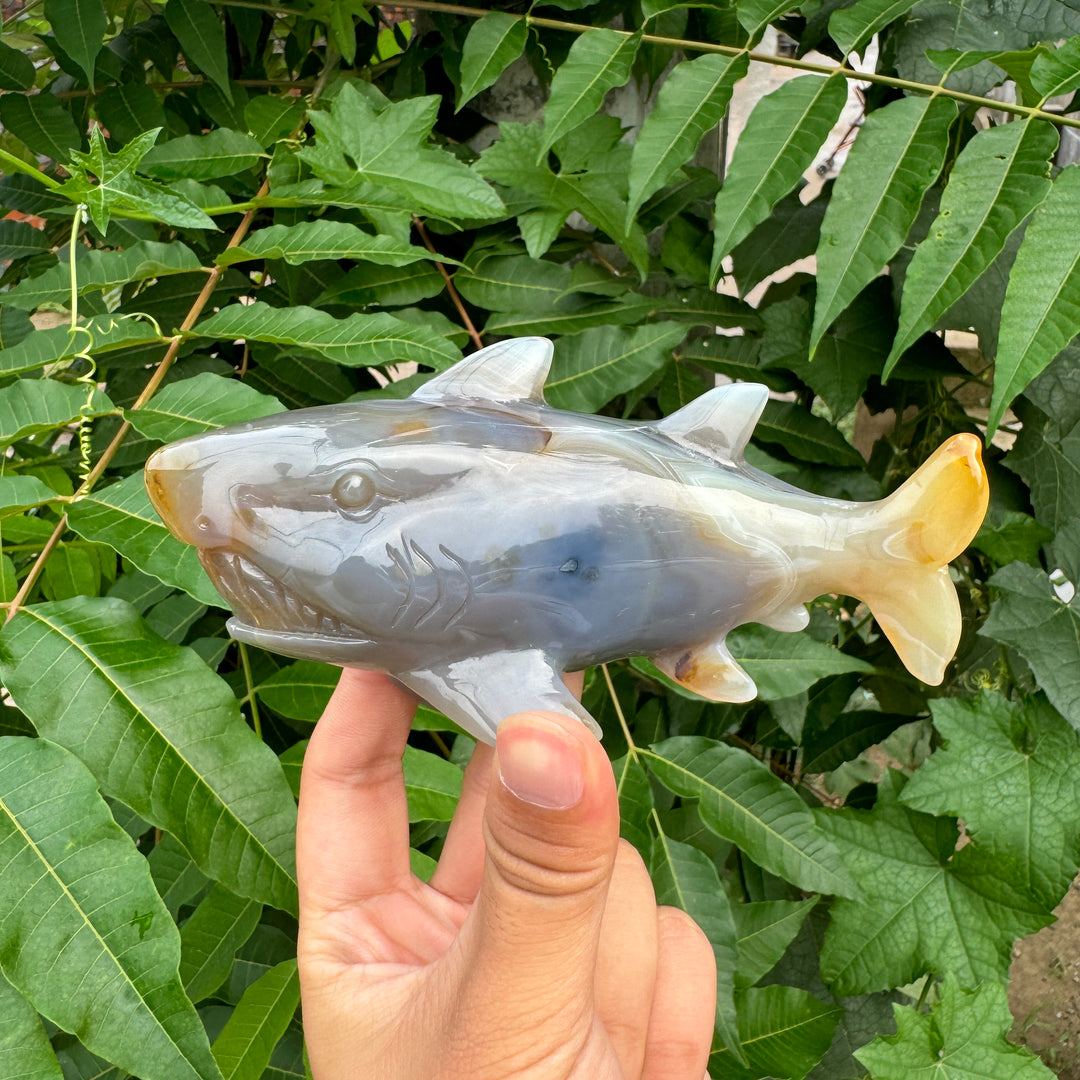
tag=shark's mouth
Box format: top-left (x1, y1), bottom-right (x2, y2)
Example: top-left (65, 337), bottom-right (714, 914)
top-left (201, 550), bottom-right (361, 638)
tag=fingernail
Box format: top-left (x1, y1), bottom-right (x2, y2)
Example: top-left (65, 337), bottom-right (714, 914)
top-left (497, 716), bottom-right (585, 810)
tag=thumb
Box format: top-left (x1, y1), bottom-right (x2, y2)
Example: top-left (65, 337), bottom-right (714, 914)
top-left (458, 710), bottom-right (620, 1026)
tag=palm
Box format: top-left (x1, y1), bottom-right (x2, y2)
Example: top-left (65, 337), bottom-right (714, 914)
top-left (296, 670), bottom-right (716, 1080)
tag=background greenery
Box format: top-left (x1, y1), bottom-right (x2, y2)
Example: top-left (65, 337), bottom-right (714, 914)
top-left (0, 0), bottom-right (1079, 1076)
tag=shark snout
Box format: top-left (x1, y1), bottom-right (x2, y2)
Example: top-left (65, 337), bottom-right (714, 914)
top-left (146, 441), bottom-right (230, 548)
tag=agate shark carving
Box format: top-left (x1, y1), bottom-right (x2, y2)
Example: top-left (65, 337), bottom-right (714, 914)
top-left (145, 337), bottom-right (988, 744)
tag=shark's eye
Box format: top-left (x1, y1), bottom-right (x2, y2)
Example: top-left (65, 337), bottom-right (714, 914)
top-left (332, 472), bottom-right (376, 510)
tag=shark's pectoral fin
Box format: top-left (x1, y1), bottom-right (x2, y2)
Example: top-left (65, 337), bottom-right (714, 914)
top-left (395, 650), bottom-right (600, 746)
top-left (654, 639), bottom-right (757, 703)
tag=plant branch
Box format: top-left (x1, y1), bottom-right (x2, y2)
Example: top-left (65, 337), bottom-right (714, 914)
top-left (3, 47), bottom-right (342, 624)
top-left (3, 182), bottom-right (270, 624)
top-left (402, 0), bottom-right (1080, 132)
top-left (412, 215), bottom-right (483, 351)
top-left (0, 146), bottom-right (63, 190)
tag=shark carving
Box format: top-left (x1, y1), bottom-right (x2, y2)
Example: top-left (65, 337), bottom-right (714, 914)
top-left (145, 337), bottom-right (988, 743)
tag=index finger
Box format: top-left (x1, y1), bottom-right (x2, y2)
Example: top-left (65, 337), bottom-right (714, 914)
top-left (296, 669), bottom-right (417, 914)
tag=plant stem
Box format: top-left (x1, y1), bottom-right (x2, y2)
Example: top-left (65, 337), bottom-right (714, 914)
top-left (238, 641), bottom-right (263, 739)
top-left (3, 42), bottom-right (340, 622)
top-left (3, 185), bottom-right (269, 623)
top-left (403, 0), bottom-right (1080, 132)
top-left (0, 146), bottom-right (63, 190)
top-left (412, 215), bottom-right (483, 351)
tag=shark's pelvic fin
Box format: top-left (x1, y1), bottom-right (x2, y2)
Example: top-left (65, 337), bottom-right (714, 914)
top-left (853, 433), bottom-right (988, 685)
top-left (760, 604), bottom-right (811, 633)
top-left (412, 337), bottom-right (553, 406)
top-left (654, 637), bottom-right (758, 703)
top-left (653, 382), bottom-right (769, 463)
top-left (394, 649), bottom-right (600, 746)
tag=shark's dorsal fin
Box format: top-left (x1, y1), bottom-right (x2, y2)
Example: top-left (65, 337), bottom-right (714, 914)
top-left (654, 382), bottom-right (768, 462)
top-left (412, 337), bottom-right (553, 405)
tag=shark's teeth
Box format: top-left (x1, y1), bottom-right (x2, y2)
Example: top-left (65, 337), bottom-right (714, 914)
top-left (201, 550), bottom-right (361, 637)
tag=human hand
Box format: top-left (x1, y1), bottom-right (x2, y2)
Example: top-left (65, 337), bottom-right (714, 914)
top-left (296, 669), bottom-right (716, 1080)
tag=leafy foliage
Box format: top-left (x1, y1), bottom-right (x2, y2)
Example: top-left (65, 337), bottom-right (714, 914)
top-left (1, 0), bottom-right (1080, 1075)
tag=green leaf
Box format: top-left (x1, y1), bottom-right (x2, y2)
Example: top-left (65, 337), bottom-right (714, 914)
top-left (41, 545), bottom-right (101, 602)
top-left (829, 0), bottom-right (923, 56)
top-left (990, 165), bottom-right (1080, 433)
top-left (145, 593), bottom-right (206, 643)
top-left (166, 0), bottom-right (233, 103)
top-left (0, 736), bottom-right (222, 1080)
top-left (149, 832), bottom-right (210, 920)
top-left (4, 240), bottom-right (203, 310)
top-left (971, 510), bottom-right (1053, 566)
top-left (67, 472), bottom-right (220, 606)
top-left (279, 742), bottom-right (305, 799)
top-left (709, 985), bottom-right (842, 1080)
top-left (0, 475), bottom-right (63, 517)
top-left (217, 221), bottom-right (445, 269)
top-left (0, 597), bottom-right (299, 914)
top-left (0, 38), bottom-right (35, 90)
top-left (855, 975), bottom-right (1055, 1079)
top-left (141, 130), bottom-right (264, 182)
top-left (299, 85), bottom-right (504, 220)
top-left (403, 746), bottom-right (463, 822)
top-left (811, 95), bottom-right (957, 355)
top-left (477, 120), bottom-right (648, 274)
top-left (1030, 34), bottom-right (1080, 101)
top-left (0, 380), bottom-right (114, 448)
top-left (195, 302), bottom-right (461, 371)
top-left (732, 898), bottom-right (818, 988)
top-left (0, 313), bottom-right (163, 377)
top-left (315, 261), bottom-right (445, 308)
top-left (96, 83), bottom-right (168, 147)
top-left (737, 0), bottom-right (800, 42)
top-left (212, 960), bottom-right (299, 1080)
top-left (627, 53), bottom-right (748, 222)
top-left (245, 96), bottom-right (305, 147)
top-left (0, 93), bottom-right (82, 162)
top-left (643, 736), bottom-right (856, 896)
top-left (801, 710), bottom-right (909, 774)
top-left (789, 279), bottom-right (894, 418)
top-left (0, 968), bottom-right (63, 1080)
top-left (981, 561), bottom-right (1080, 728)
top-left (613, 751), bottom-right (654, 853)
top-left (44, 0), bottom-right (106, 86)
top-left (650, 826), bottom-right (741, 1063)
top-left (0, 307), bottom-right (34, 351)
top-left (256, 661), bottom-right (340, 723)
top-left (180, 884), bottom-right (262, 1004)
top-left (1004, 403), bottom-right (1080, 530)
top-left (544, 322), bottom-right (688, 412)
top-left (754, 400), bottom-right (864, 467)
top-left (457, 12), bottom-right (528, 110)
top-left (711, 76), bottom-right (847, 283)
top-left (884, 119), bottom-right (1057, 377)
top-left (126, 372), bottom-right (284, 442)
top-left (539, 29), bottom-right (641, 161)
top-left (0, 220), bottom-right (51, 262)
top-left (723, 625), bottom-right (873, 700)
top-left (818, 774), bottom-right (1049, 994)
top-left (61, 128), bottom-right (216, 233)
top-left (455, 252), bottom-right (572, 312)
top-left (901, 692), bottom-right (1080, 906)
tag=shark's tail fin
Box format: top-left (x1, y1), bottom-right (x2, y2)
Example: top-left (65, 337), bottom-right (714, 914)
top-left (856, 434), bottom-right (988, 685)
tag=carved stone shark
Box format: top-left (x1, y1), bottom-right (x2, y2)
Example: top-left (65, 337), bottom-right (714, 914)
top-left (145, 337), bottom-right (988, 744)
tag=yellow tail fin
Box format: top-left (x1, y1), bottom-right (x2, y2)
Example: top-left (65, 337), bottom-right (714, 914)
top-left (860, 434), bottom-right (988, 685)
